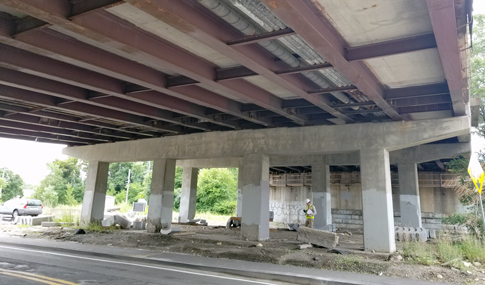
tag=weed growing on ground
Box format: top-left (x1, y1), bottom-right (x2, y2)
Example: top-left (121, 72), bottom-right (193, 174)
top-left (45, 205), bottom-right (81, 226)
top-left (332, 255), bottom-right (388, 275)
top-left (460, 238), bottom-right (485, 262)
top-left (403, 237), bottom-right (485, 270)
top-left (83, 221), bottom-right (119, 233)
top-left (403, 241), bottom-right (437, 266)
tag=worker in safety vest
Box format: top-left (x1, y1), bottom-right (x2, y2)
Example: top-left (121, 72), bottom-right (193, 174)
top-left (303, 198), bottom-right (316, 228)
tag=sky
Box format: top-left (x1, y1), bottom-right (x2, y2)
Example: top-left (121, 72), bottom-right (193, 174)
top-left (0, 2), bottom-right (484, 186)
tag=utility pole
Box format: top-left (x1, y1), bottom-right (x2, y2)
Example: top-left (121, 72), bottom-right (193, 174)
top-left (125, 169), bottom-right (131, 204)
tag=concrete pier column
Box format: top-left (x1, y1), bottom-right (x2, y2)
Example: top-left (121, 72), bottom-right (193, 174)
top-left (236, 160), bottom-right (243, 217)
top-left (241, 154), bottom-right (270, 241)
top-left (179, 167), bottom-right (198, 223)
top-left (360, 148), bottom-right (395, 253)
top-left (398, 162), bottom-right (422, 227)
top-left (147, 158), bottom-right (176, 233)
top-left (312, 156), bottom-right (332, 230)
top-left (81, 161), bottom-right (109, 225)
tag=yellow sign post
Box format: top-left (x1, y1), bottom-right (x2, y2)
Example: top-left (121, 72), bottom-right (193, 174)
top-left (468, 156), bottom-right (485, 233)
top-left (468, 156), bottom-right (484, 194)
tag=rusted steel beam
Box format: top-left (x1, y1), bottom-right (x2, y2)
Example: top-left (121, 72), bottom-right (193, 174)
top-left (307, 86), bottom-right (358, 95)
top-left (226, 28), bottom-right (296, 46)
top-left (259, 0), bottom-right (401, 121)
top-left (0, 107), bottom-right (133, 140)
top-left (0, 1), bottom-right (305, 126)
top-left (332, 102), bottom-right (376, 108)
top-left (398, 103), bottom-right (452, 114)
top-left (390, 94), bottom-right (452, 108)
top-left (72, 11), bottom-right (309, 125)
top-left (385, 83), bottom-right (449, 99)
top-left (171, 63), bottom-right (333, 82)
top-left (0, 84), bottom-right (174, 135)
top-left (0, 19), bottom-right (265, 128)
top-left (124, 83), bottom-right (150, 94)
top-left (435, 160), bottom-right (445, 171)
top-left (0, 44), bottom-right (221, 132)
top-left (0, 119), bottom-right (108, 142)
top-left (122, 0), bottom-right (350, 123)
top-left (0, 133), bottom-right (85, 146)
top-left (426, 0), bottom-right (467, 116)
top-left (70, 0), bottom-right (125, 19)
top-left (216, 66), bottom-right (257, 81)
top-left (13, 16), bottom-right (47, 36)
top-left (274, 63), bottom-right (333, 75)
top-left (166, 76), bottom-right (199, 88)
top-left (346, 33), bottom-right (437, 61)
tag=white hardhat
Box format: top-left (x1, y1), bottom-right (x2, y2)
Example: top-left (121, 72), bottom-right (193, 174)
top-left (305, 198), bottom-right (311, 203)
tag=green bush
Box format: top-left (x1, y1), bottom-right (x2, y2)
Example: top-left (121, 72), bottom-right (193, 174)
top-left (212, 200), bottom-right (237, 215)
top-left (442, 213), bottom-right (468, 225)
top-left (196, 168), bottom-right (237, 213)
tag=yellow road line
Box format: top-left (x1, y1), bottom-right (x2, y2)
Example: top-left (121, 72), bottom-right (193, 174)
top-left (0, 268), bottom-right (78, 285)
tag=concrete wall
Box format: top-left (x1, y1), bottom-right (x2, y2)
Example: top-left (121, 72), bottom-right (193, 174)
top-left (269, 171), bottom-right (463, 232)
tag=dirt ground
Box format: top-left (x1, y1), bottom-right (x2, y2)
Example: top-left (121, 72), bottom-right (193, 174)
top-left (1, 221), bottom-right (485, 285)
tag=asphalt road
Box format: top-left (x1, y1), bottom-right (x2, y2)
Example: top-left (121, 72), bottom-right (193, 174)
top-left (0, 244), bottom-right (289, 285)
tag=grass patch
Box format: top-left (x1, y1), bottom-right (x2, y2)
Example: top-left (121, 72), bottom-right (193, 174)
top-left (194, 212), bottom-right (231, 225)
top-left (460, 238), bottom-right (485, 262)
top-left (117, 202), bottom-right (132, 213)
top-left (45, 205), bottom-right (81, 225)
top-left (403, 241), bottom-right (437, 266)
top-left (403, 237), bottom-right (485, 270)
top-left (83, 221), bottom-right (119, 233)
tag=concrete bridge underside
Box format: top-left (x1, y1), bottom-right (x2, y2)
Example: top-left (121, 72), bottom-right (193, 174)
top-left (0, 0), bottom-right (477, 253)
top-left (65, 116), bottom-right (471, 253)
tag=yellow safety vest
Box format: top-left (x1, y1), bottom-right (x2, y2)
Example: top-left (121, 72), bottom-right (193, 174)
top-left (306, 204), bottom-right (315, 219)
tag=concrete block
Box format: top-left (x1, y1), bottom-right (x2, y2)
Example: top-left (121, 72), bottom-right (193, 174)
top-left (41, 222), bottom-right (57, 227)
top-left (429, 229), bottom-right (437, 239)
top-left (333, 218), bottom-right (343, 224)
top-left (32, 215), bottom-right (54, 226)
top-left (351, 215), bottom-right (362, 220)
top-left (395, 227), bottom-right (428, 242)
top-left (133, 221), bottom-right (145, 230)
top-left (114, 215), bottom-right (130, 229)
top-left (102, 216), bottom-right (115, 227)
top-left (297, 227), bottom-right (338, 248)
top-left (15, 216), bottom-right (32, 226)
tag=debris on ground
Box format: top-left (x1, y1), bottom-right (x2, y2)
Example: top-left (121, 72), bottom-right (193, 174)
top-left (328, 249), bottom-right (349, 255)
top-left (297, 227), bottom-right (338, 248)
top-left (73, 229), bottom-right (86, 235)
top-left (1, 222), bottom-right (484, 284)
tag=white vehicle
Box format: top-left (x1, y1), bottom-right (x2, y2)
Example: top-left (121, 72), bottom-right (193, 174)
top-left (0, 199), bottom-right (43, 218)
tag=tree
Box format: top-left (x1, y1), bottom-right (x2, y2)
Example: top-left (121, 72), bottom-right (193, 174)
top-left (196, 168), bottom-right (238, 214)
top-left (107, 161), bottom-right (152, 204)
top-left (471, 14), bottom-right (485, 138)
top-left (33, 158), bottom-right (85, 206)
top-left (0, 168), bottom-right (24, 202)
